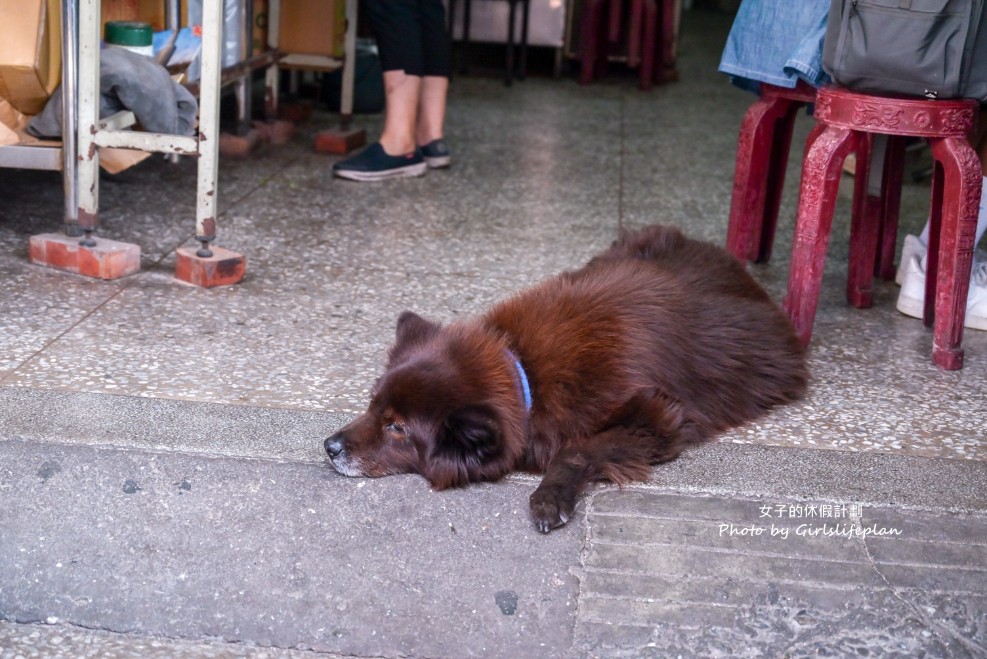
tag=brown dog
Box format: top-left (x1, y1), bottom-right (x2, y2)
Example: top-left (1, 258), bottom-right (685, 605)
top-left (324, 225), bottom-right (808, 532)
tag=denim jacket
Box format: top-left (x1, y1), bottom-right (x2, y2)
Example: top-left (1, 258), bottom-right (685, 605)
top-left (719, 0), bottom-right (831, 94)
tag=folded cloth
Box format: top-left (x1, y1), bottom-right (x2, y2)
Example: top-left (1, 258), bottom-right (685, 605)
top-left (719, 0), bottom-right (831, 94)
top-left (28, 47), bottom-right (197, 139)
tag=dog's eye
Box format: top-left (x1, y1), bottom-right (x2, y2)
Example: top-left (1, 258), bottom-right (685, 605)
top-left (385, 422), bottom-right (407, 439)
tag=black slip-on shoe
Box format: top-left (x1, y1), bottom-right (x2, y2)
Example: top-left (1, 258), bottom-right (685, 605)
top-left (419, 139), bottom-right (451, 169)
top-left (333, 143), bottom-right (427, 181)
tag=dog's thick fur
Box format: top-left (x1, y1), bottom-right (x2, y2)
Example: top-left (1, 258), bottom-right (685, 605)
top-left (324, 225), bottom-right (808, 532)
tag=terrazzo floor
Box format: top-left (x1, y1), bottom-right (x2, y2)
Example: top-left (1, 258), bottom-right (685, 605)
top-left (1, 9), bottom-right (985, 465)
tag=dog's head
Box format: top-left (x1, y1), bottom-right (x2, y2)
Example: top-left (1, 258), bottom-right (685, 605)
top-left (324, 311), bottom-right (528, 489)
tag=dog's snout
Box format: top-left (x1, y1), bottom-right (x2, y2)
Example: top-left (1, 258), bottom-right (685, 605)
top-left (324, 433), bottom-right (345, 457)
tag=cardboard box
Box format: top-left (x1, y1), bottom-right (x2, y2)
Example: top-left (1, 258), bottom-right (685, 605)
top-left (0, 0), bottom-right (61, 115)
top-left (279, 0), bottom-right (344, 58)
top-left (101, 0), bottom-right (142, 24)
top-left (102, 0), bottom-right (188, 32)
top-left (0, 97), bottom-right (30, 146)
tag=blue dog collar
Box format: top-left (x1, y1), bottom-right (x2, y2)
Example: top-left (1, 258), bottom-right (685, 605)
top-left (506, 350), bottom-right (533, 413)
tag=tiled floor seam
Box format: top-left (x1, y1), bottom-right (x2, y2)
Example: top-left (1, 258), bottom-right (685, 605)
top-left (0, 291), bottom-right (131, 388)
top-left (583, 540), bottom-right (987, 570)
top-left (609, 485), bottom-right (987, 515)
top-left (857, 534), bottom-right (987, 657)
top-left (0, 156), bottom-right (305, 390)
top-left (577, 569), bottom-right (987, 597)
top-left (568, 489), bottom-right (601, 658)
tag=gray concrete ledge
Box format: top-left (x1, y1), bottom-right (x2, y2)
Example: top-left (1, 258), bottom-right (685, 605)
top-left (1, 385), bottom-right (984, 517)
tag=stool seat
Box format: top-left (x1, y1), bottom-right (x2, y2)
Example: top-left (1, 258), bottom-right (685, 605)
top-left (783, 86), bottom-right (981, 370)
top-left (812, 87), bottom-right (976, 137)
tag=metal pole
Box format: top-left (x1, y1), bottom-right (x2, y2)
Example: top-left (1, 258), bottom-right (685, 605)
top-left (61, 0), bottom-right (80, 236)
top-left (165, 0), bottom-right (182, 164)
top-left (195, 0), bottom-right (224, 256)
top-left (76, 0), bottom-right (100, 246)
top-left (339, 0), bottom-right (358, 126)
top-left (236, 0), bottom-right (254, 136)
top-left (264, 0), bottom-right (280, 121)
top-left (166, 0), bottom-right (180, 29)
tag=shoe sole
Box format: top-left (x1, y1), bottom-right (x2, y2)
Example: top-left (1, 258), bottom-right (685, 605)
top-left (424, 155), bottom-right (451, 169)
top-left (966, 313), bottom-right (987, 331)
top-left (896, 292), bottom-right (924, 319)
top-left (333, 162), bottom-right (427, 181)
top-left (897, 291), bottom-right (987, 330)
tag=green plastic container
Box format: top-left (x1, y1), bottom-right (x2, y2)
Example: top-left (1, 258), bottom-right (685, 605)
top-left (104, 21), bottom-right (153, 57)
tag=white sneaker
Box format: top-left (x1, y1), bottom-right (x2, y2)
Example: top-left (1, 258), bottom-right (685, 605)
top-left (895, 234), bottom-right (926, 286)
top-left (895, 233), bottom-right (987, 286)
top-left (966, 263), bottom-right (987, 331)
top-left (896, 254), bottom-right (926, 319)
top-left (896, 256), bottom-right (987, 330)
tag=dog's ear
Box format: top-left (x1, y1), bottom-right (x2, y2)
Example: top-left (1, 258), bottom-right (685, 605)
top-left (395, 311), bottom-right (440, 346)
top-left (437, 406), bottom-right (502, 465)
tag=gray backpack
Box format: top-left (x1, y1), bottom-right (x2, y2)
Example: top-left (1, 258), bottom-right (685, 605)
top-left (823, 0), bottom-right (987, 101)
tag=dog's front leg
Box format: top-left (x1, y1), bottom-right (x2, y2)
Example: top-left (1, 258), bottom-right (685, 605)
top-left (528, 426), bottom-right (682, 533)
top-left (529, 448), bottom-right (594, 534)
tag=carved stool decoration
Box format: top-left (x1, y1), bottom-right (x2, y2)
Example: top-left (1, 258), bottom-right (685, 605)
top-left (782, 86), bottom-right (981, 370)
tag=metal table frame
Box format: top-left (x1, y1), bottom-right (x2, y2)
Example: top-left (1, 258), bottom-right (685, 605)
top-left (1, 0), bottom-right (358, 262)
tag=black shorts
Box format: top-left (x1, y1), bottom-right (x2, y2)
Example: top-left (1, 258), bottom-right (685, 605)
top-left (362, 0), bottom-right (452, 78)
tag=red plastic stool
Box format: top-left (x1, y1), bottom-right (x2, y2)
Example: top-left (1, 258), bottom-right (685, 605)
top-left (727, 84), bottom-right (909, 277)
top-left (578, 0), bottom-right (678, 90)
top-left (726, 82), bottom-right (817, 263)
top-left (782, 86), bottom-right (981, 370)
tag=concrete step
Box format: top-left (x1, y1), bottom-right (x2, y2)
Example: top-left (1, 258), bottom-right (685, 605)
top-left (2, 386), bottom-right (985, 656)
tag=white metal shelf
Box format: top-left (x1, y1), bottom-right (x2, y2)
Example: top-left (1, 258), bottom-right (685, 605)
top-left (2, 0), bottom-right (358, 257)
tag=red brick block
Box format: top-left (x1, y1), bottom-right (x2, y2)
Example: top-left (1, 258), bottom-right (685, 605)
top-left (28, 233), bottom-right (141, 280)
top-left (175, 246), bottom-right (246, 288)
top-left (314, 127), bottom-right (367, 155)
top-left (277, 101), bottom-right (314, 123)
top-left (253, 120), bottom-right (295, 145)
top-left (219, 129), bottom-right (262, 158)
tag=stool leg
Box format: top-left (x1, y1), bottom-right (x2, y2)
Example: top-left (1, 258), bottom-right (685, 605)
top-left (519, 0), bottom-right (530, 80)
top-left (783, 125), bottom-right (858, 347)
top-left (726, 93), bottom-right (800, 262)
top-left (640, 0), bottom-right (657, 91)
top-left (926, 136), bottom-right (981, 370)
top-left (656, 0), bottom-right (678, 83)
top-left (627, 0), bottom-right (643, 68)
top-left (506, 0), bottom-right (516, 86)
top-left (579, 0), bottom-right (604, 85)
top-left (847, 133), bottom-right (879, 308)
top-left (757, 101), bottom-right (803, 263)
top-left (876, 136), bottom-right (907, 280)
top-left (926, 159), bottom-right (945, 328)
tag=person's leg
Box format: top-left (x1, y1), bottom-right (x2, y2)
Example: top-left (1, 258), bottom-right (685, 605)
top-left (379, 70), bottom-right (422, 156)
top-left (415, 0), bottom-right (452, 146)
top-left (333, 0), bottom-right (427, 180)
top-left (416, 76), bottom-right (448, 146)
top-left (412, 0), bottom-right (453, 168)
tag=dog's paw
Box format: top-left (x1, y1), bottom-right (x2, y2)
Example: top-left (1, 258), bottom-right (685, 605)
top-left (529, 487), bottom-right (575, 534)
